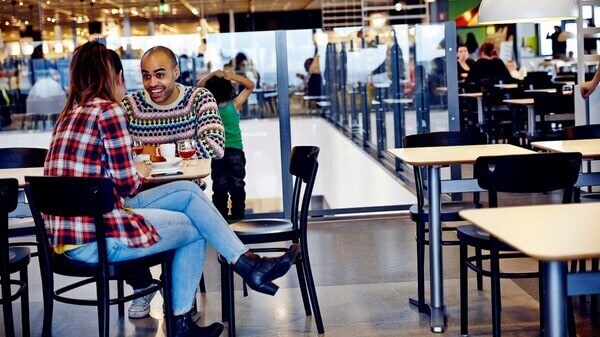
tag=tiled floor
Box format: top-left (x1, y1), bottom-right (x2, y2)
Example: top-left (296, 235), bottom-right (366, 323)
top-left (3, 211), bottom-right (600, 336)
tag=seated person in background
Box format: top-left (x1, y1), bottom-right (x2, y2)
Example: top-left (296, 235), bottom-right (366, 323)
top-left (198, 70), bottom-right (254, 221)
top-left (506, 60), bottom-right (527, 81)
top-left (466, 42), bottom-right (512, 85)
top-left (457, 44), bottom-right (475, 81)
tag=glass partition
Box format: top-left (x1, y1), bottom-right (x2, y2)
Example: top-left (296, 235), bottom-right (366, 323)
top-left (1, 24), bottom-right (462, 217)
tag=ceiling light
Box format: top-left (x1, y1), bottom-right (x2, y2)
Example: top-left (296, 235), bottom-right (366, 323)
top-left (478, 0), bottom-right (578, 24)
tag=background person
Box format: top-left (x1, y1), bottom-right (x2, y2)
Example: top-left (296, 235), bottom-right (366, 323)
top-left (547, 25), bottom-right (567, 59)
top-left (466, 42), bottom-right (512, 85)
top-left (581, 64), bottom-right (600, 98)
top-left (198, 69), bottom-right (254, 221)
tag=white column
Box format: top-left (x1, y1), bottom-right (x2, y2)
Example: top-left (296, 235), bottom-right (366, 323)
top-left (229, 9), bottom-right (235, 32)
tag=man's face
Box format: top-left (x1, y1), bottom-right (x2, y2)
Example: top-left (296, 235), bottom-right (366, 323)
top-left (141, 51), bottom-right (180, 105)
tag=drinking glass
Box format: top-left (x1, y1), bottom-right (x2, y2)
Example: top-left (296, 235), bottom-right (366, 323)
top-left (177, 139), bottom-right (197, 166)
top-left (132, 140), bottom-right (144, 157)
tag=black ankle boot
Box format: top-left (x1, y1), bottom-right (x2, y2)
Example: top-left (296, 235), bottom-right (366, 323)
top-left (173, 311), bottom-right (223, 337)
top-left (232, 244), bottom-right (300, 296)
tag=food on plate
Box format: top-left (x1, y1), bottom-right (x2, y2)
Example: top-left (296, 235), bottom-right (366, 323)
top-left (150, 154), bottom-right (167, 163)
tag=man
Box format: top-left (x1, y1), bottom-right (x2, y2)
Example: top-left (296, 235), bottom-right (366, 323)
top-left (122, 46), bottom-right (296, 322)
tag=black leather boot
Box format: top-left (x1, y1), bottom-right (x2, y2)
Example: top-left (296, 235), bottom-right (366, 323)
top-left (232, 244), bottom-right (300, 295)
top-left (173, 311), bottom-right (223, 337)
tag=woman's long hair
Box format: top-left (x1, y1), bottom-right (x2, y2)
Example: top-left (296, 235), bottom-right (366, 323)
top-left (61, 41), bottom-right (118, 115)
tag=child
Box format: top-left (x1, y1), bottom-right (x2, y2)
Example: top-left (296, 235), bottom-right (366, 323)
top-left (199, 70), bottom-right (254, 221)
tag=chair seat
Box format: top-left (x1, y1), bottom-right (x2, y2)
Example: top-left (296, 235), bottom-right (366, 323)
top-left (410, 201), bottom-right (480, 223)
top-left (457, 224), bottom-right (519, 252)
top-left (50, 251), bottom-right (167, 278)
top-left (230, 219), bottom-right (293, 235)
top-left (7, 247), bottom-right (31, 271)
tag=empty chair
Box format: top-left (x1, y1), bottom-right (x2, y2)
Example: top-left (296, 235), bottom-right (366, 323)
top-left (220, 146), bottom-right (324, 336)
top-left (0, 178), bottom-right (31, 337)
top-left (24, 176), bottom-right (174, 337)
top-left (457, 152), bottom-right (581, 337)
top-left (0, 147), bottom-right (48, 246)
top-left (403, 130), bottom-right (487, 312)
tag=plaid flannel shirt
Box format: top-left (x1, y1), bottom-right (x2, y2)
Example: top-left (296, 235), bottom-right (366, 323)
top-left (44, 97), bottom-right (160, 248)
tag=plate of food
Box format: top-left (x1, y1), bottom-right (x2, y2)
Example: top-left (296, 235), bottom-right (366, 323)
top-left (149, 155), bottom-right (182, 169)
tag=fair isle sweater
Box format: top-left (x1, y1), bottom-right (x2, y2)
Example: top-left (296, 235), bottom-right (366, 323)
top-left (122, 84), bottom-right (225, 159)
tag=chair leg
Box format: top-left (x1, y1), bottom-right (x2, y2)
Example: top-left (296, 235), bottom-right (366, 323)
top-left (97, 277), bottom-right (110, 337)
top-left (227, 265), bottom-right (236, 337)
top-left (301, 246), bottom-right (324, 334)
top-left (490, 239), bottom-right (501, 337)
top-left (415, 220), bottom-right (426, 312)
top-left (220, 259), bottom-right (229, 323)
top-left (20, 268), bottom-right (30, 337)
top-left (117, 280), bottom-right (124, 318)
top-left (1, 273), bottom-right (16, 337)
top-left (460, 241), bottom-right (469, 337)
top-left (162, 254), bottom-right (174, 337)
top-left (295, 259), bottom-right (312, 316)
top-left (567, 297), bottom-right (576, 337)
top-left (475, 247), bottom-right (484, 290)
top-left (539, 261), bottom-right (545, 334)
top-left (41, 274), bottom-right (54, 336)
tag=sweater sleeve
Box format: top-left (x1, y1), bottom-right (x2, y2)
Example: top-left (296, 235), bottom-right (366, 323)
top-left (194, 88), bottom-right (225, 159)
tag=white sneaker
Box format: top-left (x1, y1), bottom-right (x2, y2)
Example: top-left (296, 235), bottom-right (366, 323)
top-left (128, 287), bottom-right (156, 319)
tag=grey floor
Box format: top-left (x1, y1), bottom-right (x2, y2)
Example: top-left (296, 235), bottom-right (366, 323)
top-left (3, 198), bottom-right (600, 336)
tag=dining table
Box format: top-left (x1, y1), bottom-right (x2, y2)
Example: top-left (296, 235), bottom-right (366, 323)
top-left (459, 202), bottom-right (600, 337)
top-left (0, 159), bottom-right (211, 187)
top-left (388, 143), bottom-right (534, 332)
top-left (531, 138), bottom-right (600, 187)
top-left (503, 98), bottom-right (536, 137)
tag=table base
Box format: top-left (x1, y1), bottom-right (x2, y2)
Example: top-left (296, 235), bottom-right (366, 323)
top-left (409, 297), bottom-right (447, 332)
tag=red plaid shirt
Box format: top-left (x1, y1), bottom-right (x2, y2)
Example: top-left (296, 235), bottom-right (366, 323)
top-left (44, 97), bottom-right (160, 248)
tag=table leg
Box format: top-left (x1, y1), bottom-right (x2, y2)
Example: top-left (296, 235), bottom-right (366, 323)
top-left (476, 97), bottom-right (483, 128)
top-left (527, 106), bottom-right (536, 137)
top-left (427, 165), bottom-right (446, 332)
top-left (542, 261), bottom-right (567, 337)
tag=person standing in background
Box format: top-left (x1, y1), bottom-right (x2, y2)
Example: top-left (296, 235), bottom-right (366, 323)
top-left (198, 69), bottom-right (254, 221)
top-left (547, 25), bottom-right (567, 59)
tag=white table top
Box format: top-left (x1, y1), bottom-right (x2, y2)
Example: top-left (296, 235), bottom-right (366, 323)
top-left (388, 144), bottom-right (533, 166)
top-left (0, 167), bottom-right (43, 187)
top-left (0, 159), bottom-right (211, 187)
top-left (460, 203), bottom-right (600, 261)
top-left (135, 158), bottom-right (211, 182)
top-left (531, 139), bottom-right (600, 159)
top-left (458, 92), bottom-right (483, 98)
top-left (494, 83), bottom-right (519, 89)
top-left (503, 98), bottom-right (534, 105)
top-left (524, 88), bottom-right (557, 94)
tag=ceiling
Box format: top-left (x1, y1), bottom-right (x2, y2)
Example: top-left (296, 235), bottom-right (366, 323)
top-left (0, 0), bottom-right (321, 38)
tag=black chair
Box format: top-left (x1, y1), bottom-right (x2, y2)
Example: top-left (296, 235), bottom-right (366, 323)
top-left (562, 124), bottom-right (600, 311)
top-left (24, 176), bottom-right (174, 337)
top-left (0, 148), bottom-right (47, 242)
top-left (1, 178), bottom-right (31, 337)
top-left (220, 146), bottom-right (324, 336)
top-left (403, 130), bottom-right (487, 312)
top-left (457, 152), bottom-right (581, 337)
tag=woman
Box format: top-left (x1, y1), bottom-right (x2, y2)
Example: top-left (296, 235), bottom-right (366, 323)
top-left (466, 42), bottom-right (512, 85)
top-left (457, 44), bottom-right (474, 81)
top-left (43, 41), bottom-right (299, 337)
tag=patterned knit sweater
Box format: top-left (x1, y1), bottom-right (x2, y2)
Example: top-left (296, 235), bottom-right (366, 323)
top-left (122, 84), bottom-right (225, 159)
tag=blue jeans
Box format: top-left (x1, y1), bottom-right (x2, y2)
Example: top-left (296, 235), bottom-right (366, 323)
top-left (65, 180), bottom-right (248, 315)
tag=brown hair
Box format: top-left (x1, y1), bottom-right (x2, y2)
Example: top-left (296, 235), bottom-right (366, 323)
top-left (478, 42), bottom-right (497, 58)
top-left (61, 41), bottom-right (118, 115)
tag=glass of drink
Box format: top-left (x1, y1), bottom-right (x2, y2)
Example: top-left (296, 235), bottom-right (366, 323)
top-left (177, 139), bottom-right (197, 166)
top-left (132, 140), bottom-right (144, 157)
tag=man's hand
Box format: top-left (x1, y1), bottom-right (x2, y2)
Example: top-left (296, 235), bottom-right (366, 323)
top-left (580, 80), bottom-right (598, 99)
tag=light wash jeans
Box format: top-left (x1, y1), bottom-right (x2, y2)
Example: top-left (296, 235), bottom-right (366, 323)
top-left (65, 180), bottom-right (248, 315)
